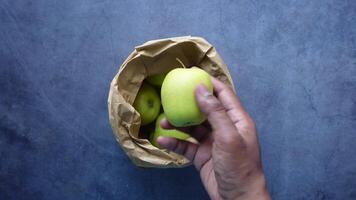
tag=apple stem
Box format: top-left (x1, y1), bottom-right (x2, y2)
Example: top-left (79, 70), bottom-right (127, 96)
top-left (176, 58), bottom-right (186, 68)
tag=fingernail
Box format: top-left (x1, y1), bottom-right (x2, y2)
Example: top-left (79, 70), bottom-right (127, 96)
top-left (196, 84), bottom-right (212, 99)
top-left (157, 136), bottom-right (165, 144)
top-left (157, 136), bottom-right (173, 149)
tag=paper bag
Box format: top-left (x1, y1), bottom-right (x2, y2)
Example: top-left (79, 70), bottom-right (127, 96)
top-left (108, 36), bottom-right (235, 168)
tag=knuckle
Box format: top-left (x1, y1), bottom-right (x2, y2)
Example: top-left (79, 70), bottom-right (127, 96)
top-left (244, 118), bottom-right (257, 132)
top-left (224, 85), bottom-right (234, 94)
top-left (170, 139), bottom-right (179, 151)
top-left (174, 141), bottom-right (186, 154)
top-left (206, 98), bottom-right (225, 113)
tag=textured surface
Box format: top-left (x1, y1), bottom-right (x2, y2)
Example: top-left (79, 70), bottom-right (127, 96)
top-left (1, 0), bottom-right (355, 199)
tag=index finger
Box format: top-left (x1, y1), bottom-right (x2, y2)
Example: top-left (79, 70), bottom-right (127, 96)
top-left (211, 77), bottom-right (250, 125)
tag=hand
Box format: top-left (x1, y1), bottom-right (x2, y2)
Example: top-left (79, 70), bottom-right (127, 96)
top-left (158, 77), bottom-right (271, 200)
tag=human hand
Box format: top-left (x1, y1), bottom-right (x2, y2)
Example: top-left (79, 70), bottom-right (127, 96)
top-left (158, 77), bottom-right (271, 200)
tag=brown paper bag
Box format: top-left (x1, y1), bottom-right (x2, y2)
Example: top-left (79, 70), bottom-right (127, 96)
top-left (108, 36), bottom-right (235, 168)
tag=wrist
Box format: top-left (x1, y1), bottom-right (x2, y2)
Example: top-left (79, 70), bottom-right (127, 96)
top-left (238, 173), bottom-right (271, 200)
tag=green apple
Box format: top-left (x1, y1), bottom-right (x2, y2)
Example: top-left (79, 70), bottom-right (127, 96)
top-left (161, 59), bottom-right (213, 127)
top-left (133, 83), bottom-right (161, 125)
top-left (146, 74), bottom-right (167, 87)
top-left (150, 113), bottom-right (191, 148)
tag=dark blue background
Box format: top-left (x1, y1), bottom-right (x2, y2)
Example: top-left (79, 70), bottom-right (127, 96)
top-left (1, 0), bottom-right (355, 199)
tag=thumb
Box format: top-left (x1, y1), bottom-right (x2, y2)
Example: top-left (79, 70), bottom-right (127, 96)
top-left (195, 84), bottom-right (241, 145)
